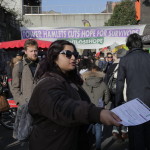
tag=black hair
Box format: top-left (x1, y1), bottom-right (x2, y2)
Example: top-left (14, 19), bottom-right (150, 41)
top-left (36, 40), bottom-right (83, 85)
top-left (89, 65), bottom-right (100, 71)
top-left (126, 33), bottom-right (143, 49)
top-left (107, 52), bottom-right (112, 56)
top-left (100, 52), bottom-right (104, 57)
top-left (78, 58), bottom-right (93, 71)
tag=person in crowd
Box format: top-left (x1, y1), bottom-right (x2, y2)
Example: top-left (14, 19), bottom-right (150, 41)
top-left (105, 52), bottom-right (114, 71)
top-left (82, 49), bottom-right (93, 58)
top-left (78, 56), bottom-right (94, 74)
top-left (11, 39), bottom-right (39, 106)
top-left (16, 51), bottom-right (24, 61)
top-left (82, 65), bottom-right (110, 150)
top-left (82, 65), bottom-right (105, 82)
top-left (6, 57), bottom-right (21, 95)
top-left (82, 49), bottom-right (95, 63)
top-left (116, 33), bottom-right (150, 150)
top-left (6, 57), bottom-right (20, 81)
top-left (104, 49), bottom-right (128, 140)
top-left (104, 49), bottom-right (127, 85)
top-left (95, 55), bottom-right (100, 67)
top-left (38, 50), bottom-right (47, 61)
top-left (98, 52), bottom-right (105, 71)
top-left (28, 40), bottom-right (121, 150)
top-left (98, 52), bottom-right (113, 73)
top-left (76, 55), bottom-right (82, 72)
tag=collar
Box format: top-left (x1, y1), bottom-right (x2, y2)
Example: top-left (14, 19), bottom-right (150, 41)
top-left (127, 48), bottom-right (143, 53)
top-left (24, 57), bottom-right (39, 65)
top-left (41, 72), bottom-right (67, 83)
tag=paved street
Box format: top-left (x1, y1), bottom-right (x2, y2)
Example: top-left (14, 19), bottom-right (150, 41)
top-left (101, 125), bottom-right (129, 150)
top-left (0, 123), bottom-right (128, 150)
top-left (0, 124), bottom-right (28, 150)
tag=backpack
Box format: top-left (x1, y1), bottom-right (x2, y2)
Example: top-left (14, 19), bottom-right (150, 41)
top-left (108, 64), bottom-right (119, 94)
top-left (13, 103), bottom-right (33, 141)
top-left (13, 77), bottom-right (47, 142)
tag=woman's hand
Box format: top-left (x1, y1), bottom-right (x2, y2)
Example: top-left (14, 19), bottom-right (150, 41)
top-left (100, 109), bottom-right (121, 126)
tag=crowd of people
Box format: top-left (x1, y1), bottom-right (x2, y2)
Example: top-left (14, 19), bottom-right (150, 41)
top-left (1, 33), bottom-right (150, 150)
top-left (78, 43), bottom-right (128, 149)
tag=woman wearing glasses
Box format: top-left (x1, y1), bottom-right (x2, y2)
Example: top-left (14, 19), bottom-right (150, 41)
top-left (28, 40), bottom-right (121, 150)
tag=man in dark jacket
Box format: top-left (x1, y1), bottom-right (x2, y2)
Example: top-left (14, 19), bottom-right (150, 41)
top-left (98, 52), bottom-right (113, 73)
top-left (115, 33), bottom-right (150, 150)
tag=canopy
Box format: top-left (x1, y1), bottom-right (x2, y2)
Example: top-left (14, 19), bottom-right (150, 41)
top-left (0, 39), bottom-right (52, 49)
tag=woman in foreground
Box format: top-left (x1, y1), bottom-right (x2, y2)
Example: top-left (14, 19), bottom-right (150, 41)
top-left (28, 40), bottom-right (121, 150)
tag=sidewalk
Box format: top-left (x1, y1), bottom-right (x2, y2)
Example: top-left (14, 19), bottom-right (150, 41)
top-left (101, 136), bottom-right (129, 150)
top-left (100, 125), bottom-right (129, 150)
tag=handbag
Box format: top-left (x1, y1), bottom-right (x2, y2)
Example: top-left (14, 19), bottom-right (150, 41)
top-left (108, 64), bottom-right (119, 94)
top-left (0, 95), bottom-right (10, 112)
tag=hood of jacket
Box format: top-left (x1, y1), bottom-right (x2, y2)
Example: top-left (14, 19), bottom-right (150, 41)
top-left (84, 71), bottom-right (104, 88)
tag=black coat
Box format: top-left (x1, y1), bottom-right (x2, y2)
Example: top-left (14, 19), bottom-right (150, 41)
top-left (104, 63), bottom-right (118, 84)
top-left (116, 48), bottom-right (150, 107)
top-left (28, 72), bottom-right (102, 150)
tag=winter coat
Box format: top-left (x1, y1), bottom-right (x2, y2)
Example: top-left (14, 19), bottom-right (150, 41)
top-left (104, 59), bottom-right (119, 84)
top-left (82, 71), bottom-right (110, 106)
top-left (11, 59), bottom-right (38, 105)
top-left (82, 71), bottom-right (105, 81)
top-left (28, 72), bottom-right (102, 150)
top-left (104, 59), bottom-right (127, 104)
top-left (116, 48), bottom-right (150, 107)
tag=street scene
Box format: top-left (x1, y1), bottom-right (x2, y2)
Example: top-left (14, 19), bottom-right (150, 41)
top-left (0, 0), bottom-right (150, 150)
top-left (0, 124), bottom-right (128, 150)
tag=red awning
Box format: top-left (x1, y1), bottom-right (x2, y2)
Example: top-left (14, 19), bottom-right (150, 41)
top-left (0, 39), bottom-right (52, 49)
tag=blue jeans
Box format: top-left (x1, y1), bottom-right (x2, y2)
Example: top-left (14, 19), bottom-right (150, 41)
top-left (92, 123), bottom-right (103, 149)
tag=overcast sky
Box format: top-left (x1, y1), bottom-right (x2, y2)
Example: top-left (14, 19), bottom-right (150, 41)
top-left (42, 0), bottom-right (121, 13)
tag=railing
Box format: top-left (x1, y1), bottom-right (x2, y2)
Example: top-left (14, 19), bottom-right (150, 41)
top-left (23, 5), bottom-right (42, 14)
top-left (23, 5), bottom-right (104, 15)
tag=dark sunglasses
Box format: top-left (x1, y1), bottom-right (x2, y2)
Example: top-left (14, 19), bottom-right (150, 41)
top-left (107, 56), bottom-right (113, 58)
top-left (60, 50), bottom-right (79, 59)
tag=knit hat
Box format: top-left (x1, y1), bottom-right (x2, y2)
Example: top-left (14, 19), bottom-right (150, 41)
top-left (117, 49), bottom-right (127, 58)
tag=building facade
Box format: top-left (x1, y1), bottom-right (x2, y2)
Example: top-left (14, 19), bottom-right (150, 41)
top-left (139, 0), bottom-right (150, 24)
top-left (102, 1), bottom-right (120, 13)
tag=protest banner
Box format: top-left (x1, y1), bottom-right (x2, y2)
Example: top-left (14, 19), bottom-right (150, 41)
top-left (21, 25), bottom-right (146, 49)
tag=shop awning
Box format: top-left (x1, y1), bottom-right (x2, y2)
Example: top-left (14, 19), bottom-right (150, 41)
top-left (0, 39), bottom-right (52, 49)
